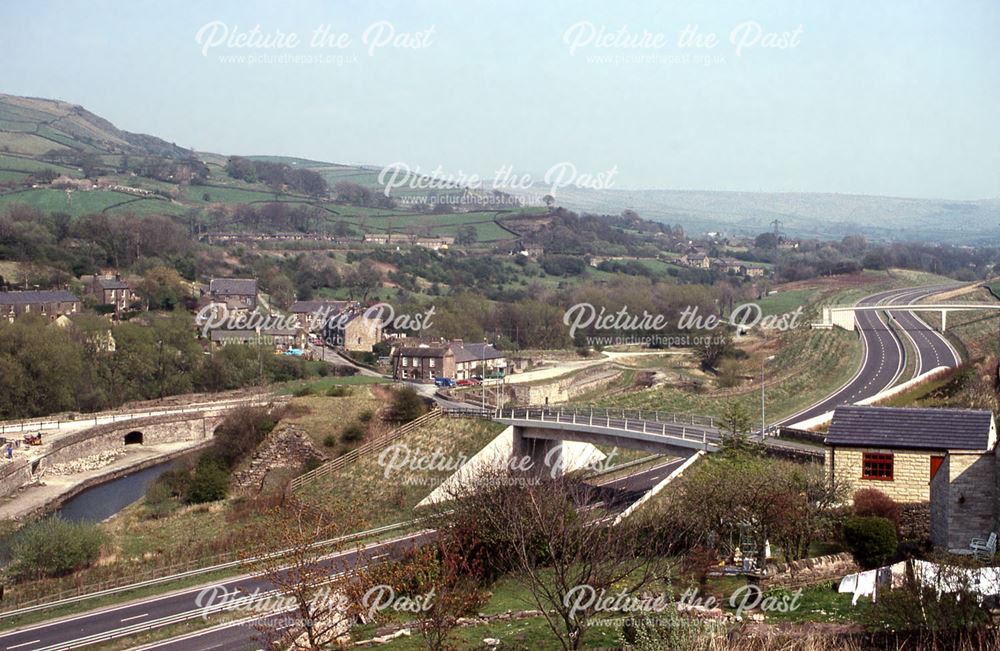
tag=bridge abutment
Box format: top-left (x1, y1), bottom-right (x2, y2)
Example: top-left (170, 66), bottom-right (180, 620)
top-left (513, 426), bottom-right (565, 478)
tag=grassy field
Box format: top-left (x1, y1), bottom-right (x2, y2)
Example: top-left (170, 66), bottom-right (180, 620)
top-left (0, 153), bottom-right (82, 176)
top-left (280, 389), bottom-right (386, 449)
top-left (297, 416), bottom-right (504, 528)
top-left (0, 187), bottom-right (184, 217)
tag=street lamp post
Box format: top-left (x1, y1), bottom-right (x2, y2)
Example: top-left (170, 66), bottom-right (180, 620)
top-left (761, 354), bottom-right (776, 439)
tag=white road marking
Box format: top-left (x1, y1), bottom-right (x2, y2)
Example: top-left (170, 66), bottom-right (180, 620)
top-left (6, 640), bottom-right (41, 650)
top-left (121, 613), bottom-right (149, 622)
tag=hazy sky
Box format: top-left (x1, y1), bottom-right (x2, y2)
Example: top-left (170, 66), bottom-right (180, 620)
top-left (2, 0), bottom-right (998, 199)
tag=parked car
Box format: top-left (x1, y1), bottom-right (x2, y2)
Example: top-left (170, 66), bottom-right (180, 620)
top-left (434, 377), bottom-right (456, 388)
top-left (456, 378), bottom-right (481, 387)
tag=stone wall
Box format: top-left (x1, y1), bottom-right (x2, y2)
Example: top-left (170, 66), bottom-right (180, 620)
top-left (0, 459), bottom-right (32, 497)
top-left (508, 368), bottom-right (622, 406)
top-left (828, 446), bottom-right (935, 503)
top-left (930, 450), bottom-right (997, 550)
top-left (38, 414), bottom-right (221, 470)
top-left (231, 424), bottom-right (327, 493)
top-left (761, 552), bottom-right (859, 590)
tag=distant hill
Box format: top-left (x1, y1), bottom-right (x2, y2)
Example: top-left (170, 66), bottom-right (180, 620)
top-left (507, 185), bottom-right (1000, 244)
top-left (0, 93), bottom-right (194, 159)
top-left (1, 92), bottom-right (996, 244)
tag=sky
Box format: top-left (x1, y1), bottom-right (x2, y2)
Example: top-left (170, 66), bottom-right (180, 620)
top-left (1, 0), bottom-right (998, 200)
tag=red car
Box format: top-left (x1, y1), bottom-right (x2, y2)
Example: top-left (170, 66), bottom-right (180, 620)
top-left (456, 378), bottom-right (482, 387)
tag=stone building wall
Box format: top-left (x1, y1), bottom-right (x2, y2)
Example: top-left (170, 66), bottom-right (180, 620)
top-left (508, 368), bottom-right (622, 406)
top-left (930, 450), bottom-right (997, 550)
top-left (829, 447), bottom-right (936, 503)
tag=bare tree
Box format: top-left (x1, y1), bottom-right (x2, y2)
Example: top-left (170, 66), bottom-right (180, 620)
top-left (434, 467), bottom-right (686, 650)
top-left (242, 498), bottom-right (366, 650)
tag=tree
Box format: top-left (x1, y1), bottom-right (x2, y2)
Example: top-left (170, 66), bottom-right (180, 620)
top-left (437, 469), bottom-right (684, 650)
top-left (720, 400), bottom-right (753, 447)
top-left (243, 499), bottom-right (365, 650)
top-left (658, 452), bottom-right (845, 566)
top-left (693, 331), bottom-right (732, 371)
top-left (136, 266), bottom-right (189, 310)
top-left (6, 516), bottom-right (106, 580)
top-left (454, 224), bottom-right (477, 245)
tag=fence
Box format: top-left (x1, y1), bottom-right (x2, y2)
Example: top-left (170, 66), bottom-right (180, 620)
top-left (0, 397), bottom-right (279, 436)
top-left (290, 408), bottom-right (443, 490)
top-left (496, 406), bottom-right (717, 447)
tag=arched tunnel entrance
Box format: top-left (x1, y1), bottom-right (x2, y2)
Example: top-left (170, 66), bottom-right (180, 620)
top-left (124, 431), bottom-right (144, 445)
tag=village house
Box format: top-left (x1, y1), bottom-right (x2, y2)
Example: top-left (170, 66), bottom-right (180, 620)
top-left (714, 259), bottom-right (744, 274)
top-left (392, 343), bottom-right (456, 381)
top-left (824, 405), bottom-right (997, 505)
top-left (0, 290), bottom-right (81, 321)
top-left (678, 253), bottom-right (711, 269)
top-left (208, 278), bottom-right (258, 311)
top-left (741, 264), bottom-right (766, 278)
top-left (451, 341), bottom-right (506, 380)
top-left (87, 274), bottom-right (136, 314)
top-left (391, 340), bottom-right (506, 382)
top-left (322, 306), bottom-right (383, 352)
top-left (290, 299), bottom-right (354, 332)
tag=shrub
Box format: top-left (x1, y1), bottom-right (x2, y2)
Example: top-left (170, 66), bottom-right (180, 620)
top-left (212, 405), bottom-right (284, 469)
top-left (387, 386), bottom-right (428, 422)
top-left (292, 385), bottom-right (314, 397)
top-left (144, 480), bottom-right (179, 519)
top-left (853, 489), bottom-right (900, 529)
top-left (341, 423), bottom-right (366, 444)
top-left (186, 459), bottom-right (229, 504)
top-left (326, 385), bottom-right (352, 397)
top-left (323, 434), bottom-right (336, 448)
top-left (7, 517), bottom-right (106, 579)
top-left (843, 516), bottom-right (897, 568)
top-left (358, 409), bottom-right (374, 423)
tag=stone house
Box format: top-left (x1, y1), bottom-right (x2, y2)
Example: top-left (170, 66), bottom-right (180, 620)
top-left (290, 300), bottom-right (354, 332)
top-left (392, 344), bottom-right (455, 381)
top-left (926, 413), bottom-right (1000, 551)
top-left (741, 265), bottom-right (765, 278)
top-left (208, 278), bottom-right (258, 310)
top-left (0, 290), bottom-right (81, 321)
top-left (323, 307), bottom-right (383, 352)
top-left (88, 274), bottom-right (136, 313)
top-left (452, 341), bottom-right (506, 380)
top-left (824, 405), bottom-right (996, 504)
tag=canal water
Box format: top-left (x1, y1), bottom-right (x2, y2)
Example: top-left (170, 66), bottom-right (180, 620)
top-left (54, 458), bottom-right (180, 523)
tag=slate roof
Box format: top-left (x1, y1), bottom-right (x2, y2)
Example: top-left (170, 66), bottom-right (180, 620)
top-left (825, 405), bottom-right (995, 451)
top-left (209, 278), bottom-right (258, 296)
top-left (396, 346), bottom-right (452, 358)
top-left (451, 342), bottom-right (504, 363)
top-left (0, 290), bottom-right (80, 305)
top-left (95, 278), bottom-right (129, 290)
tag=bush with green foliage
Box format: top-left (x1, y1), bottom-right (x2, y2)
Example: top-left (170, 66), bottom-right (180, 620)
top-left (387, 386), bottom-right (428, 422)
top-left (326, 385), bottom-right (352, 397)
top-left (843, 516), bottom-right (897, 568)
top-left (186, 459), bottom-right (229, 504)
top-left (341, 423), bottom-right (366, 444)
top-left (323, 434), bottom-right (336, 448)
top-left (6, 517), bottom-right (106, 579)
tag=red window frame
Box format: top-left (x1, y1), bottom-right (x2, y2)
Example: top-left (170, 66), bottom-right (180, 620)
top-left (862, 452), bottom-right (894, 481)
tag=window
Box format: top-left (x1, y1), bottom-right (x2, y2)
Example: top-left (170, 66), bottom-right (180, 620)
top-left (862, 452), bottom-right (894, 481)
top-left (402, 357), bottom-right (409, 367)
top-left (429, 359), bottom-right (435, 368)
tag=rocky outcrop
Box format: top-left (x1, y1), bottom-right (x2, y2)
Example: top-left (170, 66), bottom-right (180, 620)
top-left (231, 424), bottom-right (327, 493)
